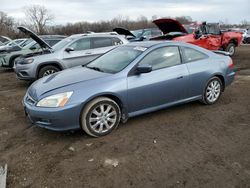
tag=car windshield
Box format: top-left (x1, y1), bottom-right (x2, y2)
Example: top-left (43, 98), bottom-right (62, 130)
top-left (86, 46), bottom-right (145, 74)
top-left (19, 39), bottom-right (33, 47)
top-left (131, 30), bottom-right (143, 38)
top-left (22, 41), bottom-right (37, 49)
top-left (52, 37), bottom-right (75, 51)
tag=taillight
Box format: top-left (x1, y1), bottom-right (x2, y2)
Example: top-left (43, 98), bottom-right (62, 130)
top-left (228, 59), bottom-right (234, 69)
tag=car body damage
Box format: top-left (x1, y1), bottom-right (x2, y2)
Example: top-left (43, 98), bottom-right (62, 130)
top-left (151, 18), bottom-right (243, 56)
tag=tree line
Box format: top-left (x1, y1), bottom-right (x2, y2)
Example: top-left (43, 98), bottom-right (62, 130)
top-left (0, 5), bottom-right (249, 39)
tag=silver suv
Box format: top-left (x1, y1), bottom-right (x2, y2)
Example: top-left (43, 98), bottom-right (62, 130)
top-left (15, 32), bottom-right (128, 81)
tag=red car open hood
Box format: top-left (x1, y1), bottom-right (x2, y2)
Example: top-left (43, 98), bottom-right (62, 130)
top-left (153, 18), bottom-right (188, 34)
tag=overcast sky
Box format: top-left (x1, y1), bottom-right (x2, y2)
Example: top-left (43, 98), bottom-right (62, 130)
top-left (1, 0), bottom-right (250, 24)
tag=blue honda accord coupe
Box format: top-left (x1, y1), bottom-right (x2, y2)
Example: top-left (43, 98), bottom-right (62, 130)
top-left (23, 41), bottom-right (235, 137)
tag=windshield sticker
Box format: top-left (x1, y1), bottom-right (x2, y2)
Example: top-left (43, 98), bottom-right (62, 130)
top-left (134, 46), bottom-right (147, 52)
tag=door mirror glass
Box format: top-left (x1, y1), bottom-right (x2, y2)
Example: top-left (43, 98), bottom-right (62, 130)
top-left (65, 47), bottom-right (74, 52)
top-left (136, 64), bottom-right (152, 74)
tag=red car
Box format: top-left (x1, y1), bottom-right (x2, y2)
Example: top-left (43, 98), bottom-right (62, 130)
top-left (151, 18), bottom-right (243, 56)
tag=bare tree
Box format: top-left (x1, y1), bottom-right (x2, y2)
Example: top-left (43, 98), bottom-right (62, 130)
top-left (0, 11), bottom-right (16, 37)
top-left (24, 5), bottom-right (54, 34)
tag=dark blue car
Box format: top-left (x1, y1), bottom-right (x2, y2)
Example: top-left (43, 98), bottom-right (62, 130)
top-left (23, 41), bottom-right (235, 137)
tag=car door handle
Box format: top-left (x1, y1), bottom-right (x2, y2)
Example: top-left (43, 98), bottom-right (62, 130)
top-left (85, 52), bottom-right (92, 55)
top-left (177, 76), bottom-right (184, 79)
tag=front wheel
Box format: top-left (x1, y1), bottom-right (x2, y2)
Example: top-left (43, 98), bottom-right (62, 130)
top-left (202, 77), bottom-right (222, 105)
top-left (38, 65), bottom-right (60, 78)
top-left (81, 97), bottom-right (121, 137)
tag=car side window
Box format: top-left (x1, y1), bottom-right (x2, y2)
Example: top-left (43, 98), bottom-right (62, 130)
top-left (69, 38), bottom-right (91, 51)
top-left (92, 37), bottom-right (112, 48)
top-left (183, 47), bottom-right (208, 62)
top-left (142, 30), bottom-right (152, 38)
top-left (112, 37), bottom-right (123, 45)
top-left (139, 46), bottom-right (181, 71)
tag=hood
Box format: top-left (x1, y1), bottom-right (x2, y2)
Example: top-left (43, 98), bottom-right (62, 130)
top-left (17, 26), bottom-right (52, 49)
top-left (113, 28), bottom-right (136, 37)
top-left (153, 18), bottom-right (188, 34)
top-left (28, 67), bottom-right (110, 100)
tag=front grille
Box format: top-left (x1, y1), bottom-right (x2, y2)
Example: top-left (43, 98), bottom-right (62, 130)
top-left (26, 94), bottom-right (36, 105)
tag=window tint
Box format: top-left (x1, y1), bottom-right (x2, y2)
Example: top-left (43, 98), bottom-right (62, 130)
top-left (92, 37), bottom-right (112, 48)
top-left (183, 47), bottom-right (208, 62)
top-left (69, 38), bottom-right (90, 51)
top-left (112, 37), bottom-right (123, 45)
top-left (139, 46), bottom-right (181, 70)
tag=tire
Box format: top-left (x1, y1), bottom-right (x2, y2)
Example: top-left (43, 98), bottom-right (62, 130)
top-left (81, 97), bottom-right (121, 137)
top-left (38, 65), bottom-right (60, 78)
top-left (225, 43), bottom-right (236, 56)
top-left (202, 77), bottom-right (222, 105)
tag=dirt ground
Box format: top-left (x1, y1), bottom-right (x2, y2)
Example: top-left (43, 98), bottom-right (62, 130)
top-left (0, 45), bottom-right (250, 188)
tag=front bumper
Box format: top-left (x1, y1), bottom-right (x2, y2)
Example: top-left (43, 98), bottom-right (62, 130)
top-left (14, 62), bottom-right (36, 81)
top-left (23, 96), bottom-right (82, 131)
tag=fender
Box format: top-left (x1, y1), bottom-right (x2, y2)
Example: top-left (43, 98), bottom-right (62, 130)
top-left (80, 92), bottom-right (128, 122)
top-left (36, 61), bottom-right (64, 78)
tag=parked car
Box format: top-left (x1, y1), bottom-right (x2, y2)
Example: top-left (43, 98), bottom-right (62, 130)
top-left (228, 28), bottom-right (249, 43)
top-left (15, 32), bottom-right (128, 81)
top-left (23, 41), bottom-right (235, 137)
top-left (113, 28), bottom-right (162, 41)
top-left (0, 36), bottom-right (11, 46)
top-left (151, 18), bottom-right (243, 56)
top-left (243, 29), bottom-right (250, 44)
top-left (0, 27), bottom-right (66, 68)
top-left (0, 38), bottom-right (32, 53)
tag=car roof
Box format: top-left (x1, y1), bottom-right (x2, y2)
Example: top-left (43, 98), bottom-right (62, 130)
top-left (69, 32), bottom-right (122, 39)
top-left (125, 41), bottom-right (186, 48)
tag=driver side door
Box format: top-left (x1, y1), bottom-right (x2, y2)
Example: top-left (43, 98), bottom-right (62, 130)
top-left (127, 46), bottom-right (189, 114)
top-left (62, 38), bottom-right (93, 68)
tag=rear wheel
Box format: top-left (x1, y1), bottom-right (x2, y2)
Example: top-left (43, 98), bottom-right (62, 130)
top-left (225, 43), bottom-right (236, 56)
top-left (38, 65), bottom-right (60, 78)
top-left (202, 77), bottom-right (222, 105)
top-left (81, 97), bottom-right (121, 137)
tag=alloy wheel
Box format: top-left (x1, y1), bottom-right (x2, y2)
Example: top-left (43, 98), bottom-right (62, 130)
top-left (43, 69), bottom-right (56, 77)
top-left (206, 80), bottom-right (221, 103)
top-left (88, 103), bottom-right (117, 134)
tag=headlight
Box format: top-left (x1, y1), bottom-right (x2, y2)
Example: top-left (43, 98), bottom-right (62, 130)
top-left (24, 58), bottom-right (34, 64)
top-left (37, 91), bottom-right (73, 108)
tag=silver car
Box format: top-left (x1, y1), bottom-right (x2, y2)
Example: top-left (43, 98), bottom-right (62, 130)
top-left (15, 32), bottom-right (128, 81)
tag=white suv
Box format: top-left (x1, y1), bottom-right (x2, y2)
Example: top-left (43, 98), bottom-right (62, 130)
top-left (14, 29), bottom-right (129, 81)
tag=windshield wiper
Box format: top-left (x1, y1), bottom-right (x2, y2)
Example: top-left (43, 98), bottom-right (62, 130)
top-left (85, 66), bottom-right (104, 72)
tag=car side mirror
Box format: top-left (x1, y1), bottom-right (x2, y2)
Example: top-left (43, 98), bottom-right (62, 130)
top-left (65, 47), bottom-right (74, 52)
top-left (136, 64), bottom-right (152, 74)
